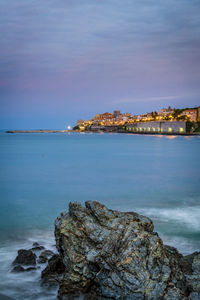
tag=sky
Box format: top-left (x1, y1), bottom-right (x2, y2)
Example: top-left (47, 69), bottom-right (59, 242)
top-left (0, 0), bottom-right (200, 129)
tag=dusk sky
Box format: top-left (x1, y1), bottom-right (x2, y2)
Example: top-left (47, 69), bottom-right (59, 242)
top-left (0, 0), bottom-right (200, 129)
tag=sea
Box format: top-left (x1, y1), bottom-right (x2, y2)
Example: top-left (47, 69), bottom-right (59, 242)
top-left (0, 131), bottom-right (200, 300)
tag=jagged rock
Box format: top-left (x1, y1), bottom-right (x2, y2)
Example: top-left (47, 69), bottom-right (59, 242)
top-left (54, 201), bottom-right (191, 299)
top-left (182, 252), bottom-right (200, 300)
top-left (38, 250), bottom-right (54, 264)
top-left (41, 254), bottom-right (65, 286)
top-left (38, 256), bottom-right (48, 264)
top-left (11, 264), bottom-right (37, 272)
top-left (41, 249), bottom-right (54, 257)
top-left (25, 267), bottom-right (37, 271)
top-left (12, 249), bottom-right (36, 266)
top-left (11, 265), bottom-right (25, 272)
top-left (32, 242), bottom-right (40, 247)
top-left (31, 242), bottom-right (45, 251)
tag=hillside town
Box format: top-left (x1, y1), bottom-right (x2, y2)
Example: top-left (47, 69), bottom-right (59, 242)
top-left (74, 106), bottom-right (200, 134)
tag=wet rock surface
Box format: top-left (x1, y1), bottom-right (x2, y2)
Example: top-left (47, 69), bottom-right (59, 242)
top-left (54, 201), bottom-right (200, 300)
top-left (12, 249), bottom-right (36, 266)
top-left (11, 242), bottom-right (57, 275)
top-left (38, 249), bottom-right (54, 264)
top-left (184, 252), bottom-right (200, 300)
top-left (11, 265), bottom-right (36, 273)
top-left (31, 242), bottom-right (45, 251)
top-left (41, 254), bottom-right (65, 286)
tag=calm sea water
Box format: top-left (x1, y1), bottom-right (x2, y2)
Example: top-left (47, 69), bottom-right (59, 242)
top-left (0, 132), bottom-right (200, 299)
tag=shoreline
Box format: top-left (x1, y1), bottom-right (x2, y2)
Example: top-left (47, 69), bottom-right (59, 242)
top-left (6, 130), bottom-right (73, 133)
top-left (5, 129), bottom-right (200, 136)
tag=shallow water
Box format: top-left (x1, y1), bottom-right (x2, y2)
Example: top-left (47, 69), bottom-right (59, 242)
top-left (0, 132), bottom-right (200, 299)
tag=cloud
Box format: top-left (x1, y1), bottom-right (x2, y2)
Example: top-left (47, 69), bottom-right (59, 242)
top-left (0, 0), bottom-right (200, 127)
top-left (114, 95), bottom-right (183, 104)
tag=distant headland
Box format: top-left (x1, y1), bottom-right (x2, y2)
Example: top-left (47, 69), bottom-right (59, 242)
top-left (6, 130), bottom-right (73, 134)
top-left (6, 106), bottom-right (200, 135)
top-left (74, 106), bottom-right (200, 135)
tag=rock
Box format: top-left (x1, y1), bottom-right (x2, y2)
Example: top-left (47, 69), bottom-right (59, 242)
top-left (181, 252), bottom-right (200, 299)
top-left (32, 246), bottom-right (45, 251)
top-left (25, 267), bottom-right (37, 272)
top-left (31, 242), bottom-right (45, 251)
top-left (41, 249), bottom-right (54, 256)
top-left (54, 201), bottom-right (191, 299)
top-left (11, 265), bottom-right (25, 272)
top-left (12, 249), bottom-right (36, 266)
top-left (11, 265), bottom-right (36, 272)
top-left (38, 250), bottom-right (54, 264)
top-left (32, 242), bottom-right (40, 247)
top-left (38, 256), bottom-right (48, 264)
top-left (41, 254), bottom-right (65, 286)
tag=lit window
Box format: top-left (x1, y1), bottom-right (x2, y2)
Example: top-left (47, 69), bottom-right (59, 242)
top-left (148, 127), bottom-right (151, 131)
top-left (153, 128), bottom-right (155, 132)
top-left (168, 127), bottom-right (172, 132)
top-left (179, 128), bottom-right (184, 133)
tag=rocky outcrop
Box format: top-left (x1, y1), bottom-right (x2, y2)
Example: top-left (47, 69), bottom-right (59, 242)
top-left (183, 252), bottom-right (200, 300)
top-left (41, 254), bottom-right (65, 286)
top-left (38, 250), bottom-right (54, 264)
top-left (11, 243), bottom-right (56, 273)
top-left (12, 249), bottom-right (36, 266)
top-left (54, 201), bottom-right (200, 299)
top-left (31, 242), bottom-right (45, 251)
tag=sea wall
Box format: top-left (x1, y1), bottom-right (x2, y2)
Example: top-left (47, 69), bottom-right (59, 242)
top-left (126, 121), bottom-right (186, 134)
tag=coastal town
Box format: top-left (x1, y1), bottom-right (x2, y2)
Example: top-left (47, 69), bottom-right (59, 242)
top-left (74, 106), bottom-right (200, 134)
top-left (6, 106), bottom-right (200, 135)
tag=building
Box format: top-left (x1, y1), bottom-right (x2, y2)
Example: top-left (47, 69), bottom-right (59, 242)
top-left (77, 119), bottom-right (92, 130)
top-left (92, 112), bottom-right (113, 120)
top-left (126, 121), bottom-right (186, 134)
top-left (181, 109), bottom-right (197, 122)
top-left (158, 106), bottom-right (173, 117)
top-left (90, 125), bottom-right (119, 132)
top-left (113, 110), bottom-right (121, 117)
top-left (197, 107), bottom-right (200, 122)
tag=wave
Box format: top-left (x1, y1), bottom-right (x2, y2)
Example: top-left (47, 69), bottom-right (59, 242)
top-left (139, 206), bottom-right (200, 232)
top-left (0, 229), bottom-right (57, 300)
top-left (159, 234), bottom-right (200, 256)
top-left (138, 206), bottom-right (200, 255)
